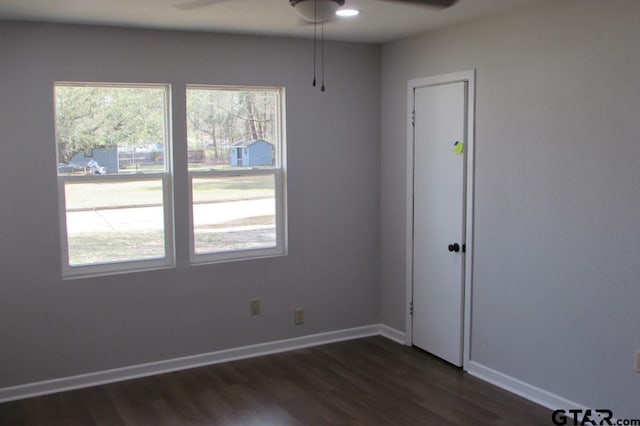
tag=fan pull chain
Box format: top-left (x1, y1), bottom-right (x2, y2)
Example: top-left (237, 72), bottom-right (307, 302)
top-left (321, 21), bottom-right (325, 92)
top-left (312, 0), bottom-right (317, 87)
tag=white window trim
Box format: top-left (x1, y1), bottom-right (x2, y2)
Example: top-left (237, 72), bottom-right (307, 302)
top-left (58, 174), bottom-right (175, 279)
top-left (187, 85), bottom-right (287, 265)
top-left (55, 83), bottom-right (287, 277)
top-left (188, 169), bottom-right (287, 265)
top-left (55, 82), bottom-right (175, 279)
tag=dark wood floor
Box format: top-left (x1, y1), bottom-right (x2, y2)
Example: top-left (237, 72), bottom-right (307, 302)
top-left (0, 337), bottom-right (551, 425)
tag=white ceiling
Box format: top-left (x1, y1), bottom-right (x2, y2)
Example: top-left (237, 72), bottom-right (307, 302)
top-left (0, 0), bottom-right (539, 43)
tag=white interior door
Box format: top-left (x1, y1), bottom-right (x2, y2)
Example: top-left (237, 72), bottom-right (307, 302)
top-left (412, 81), bottom-right (466, 367)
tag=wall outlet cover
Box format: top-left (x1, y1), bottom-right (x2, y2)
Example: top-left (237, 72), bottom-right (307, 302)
top-left (294, 307), bottom-right (304, 325)
top-left (250, 299), bottom-right (260, 316)
top-left (635, 351), bottom-right (640, 374)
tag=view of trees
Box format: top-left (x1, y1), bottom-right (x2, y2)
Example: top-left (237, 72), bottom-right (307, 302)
top-left (186, 88), bottom-right (277, 165)
top-left (54, 85), bottom-right (278, 167)
top-left (55, 85), bottom-right (166, 163)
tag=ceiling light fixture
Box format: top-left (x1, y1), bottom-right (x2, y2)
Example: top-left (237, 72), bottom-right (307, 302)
top-left (336, 9), bottom-right (360, 17)
top-left (290, 0), bottom-right (344, 23)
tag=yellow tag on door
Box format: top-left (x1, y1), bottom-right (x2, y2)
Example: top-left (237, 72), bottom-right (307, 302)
top-left (453, 141), bottom-right (464, 155)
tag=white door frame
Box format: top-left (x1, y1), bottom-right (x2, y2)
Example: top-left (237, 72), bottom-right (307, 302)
top-left (405, 70), bottom-right (475, 370)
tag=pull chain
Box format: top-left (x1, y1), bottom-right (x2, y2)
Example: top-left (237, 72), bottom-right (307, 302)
top-left (321, 21), bottom-right (325, 92)
top-left (309, 0), bottom-right (326, 92)
top-left (312, 0), bottom-right (317, 87)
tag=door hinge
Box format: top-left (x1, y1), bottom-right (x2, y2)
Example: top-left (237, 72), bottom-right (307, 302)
top-left (410, 301), bottom-right (414, 316)
top-left (411, 110), bottom-right (415, 127)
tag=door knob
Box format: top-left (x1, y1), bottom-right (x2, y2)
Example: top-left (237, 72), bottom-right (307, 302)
top-left (448, 243), bottom-right (460, 253)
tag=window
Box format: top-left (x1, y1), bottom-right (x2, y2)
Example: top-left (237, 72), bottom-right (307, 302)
top-left (186, 86), bottom-right (286, 263)
top-left (54, 83), bottom-right (286, 277)
top-left (55, 83), bottom-right (173, 277)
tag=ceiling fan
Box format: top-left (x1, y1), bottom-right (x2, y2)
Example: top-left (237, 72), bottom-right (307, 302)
top-left (174, 0), bottom-right (458, 92)
top-left (176, 0), bottom-right (459, 18)
top-left (290, 0), bottom-right (457, 24)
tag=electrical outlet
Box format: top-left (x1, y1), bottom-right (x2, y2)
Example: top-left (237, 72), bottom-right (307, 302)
top-left (635, 351), bottom-right (640, 374)
top-left (250, 299), bottom-right (260, 316)
top-left (294, 307), bottom-right (304, 325)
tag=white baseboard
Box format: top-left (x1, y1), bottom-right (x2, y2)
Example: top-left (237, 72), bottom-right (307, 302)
top-left (0, 324), bottom-right (405, 403)
top-left (467, 361), bottom-right (586, 411)
top-left (0, 327), bottom-right (586, 415)
top-left (379, 324), bottom-right (407, 345)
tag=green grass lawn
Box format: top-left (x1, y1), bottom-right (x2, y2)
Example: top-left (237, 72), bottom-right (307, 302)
top-left (68, 230), bottom-right (166, 265)
top-left (192, 175), bottom-right (274, 203)
top-left (65, 174), bottom-right (274, 210)
top-left (68, 227), bottom-right (275, 265)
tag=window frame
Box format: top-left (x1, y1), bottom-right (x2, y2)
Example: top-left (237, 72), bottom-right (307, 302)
top-left (55, 82), bottom-right (175, 279)
top-left (186, 85), bottom-right (287, 264)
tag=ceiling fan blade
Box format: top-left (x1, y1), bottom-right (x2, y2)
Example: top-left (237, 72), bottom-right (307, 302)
top-left (174, 0), bottom-right (230, 11)
top-left (376, 0), bottom-right (458, 9)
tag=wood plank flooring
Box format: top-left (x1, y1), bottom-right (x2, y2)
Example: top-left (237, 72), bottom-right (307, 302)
top-left (0, 337), bottom-right (551, 425)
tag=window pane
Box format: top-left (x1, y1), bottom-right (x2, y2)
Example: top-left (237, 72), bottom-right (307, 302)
top-left (65, 180), bottom-right (166, 266)
top-left (192, 175), bottom-right (276, 254)
top-left (55, 85), bottom-right (167, 175)
top-left (186, 88), bottom-right (278, 171)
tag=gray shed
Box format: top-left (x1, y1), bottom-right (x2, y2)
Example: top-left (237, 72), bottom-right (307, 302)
top-left (70, 147), bottom-right (118, 174)
top-left (230, 139), bottom-right (274, 167)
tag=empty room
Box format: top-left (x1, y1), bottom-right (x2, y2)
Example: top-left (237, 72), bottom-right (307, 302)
top-left (0, 0), bottom-right (638, 424)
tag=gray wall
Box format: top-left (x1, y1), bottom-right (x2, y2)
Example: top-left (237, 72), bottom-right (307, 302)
top-left (381, 0), bottom-right (640, 417)
top-left (0, 22), bottom-right (380, 387)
